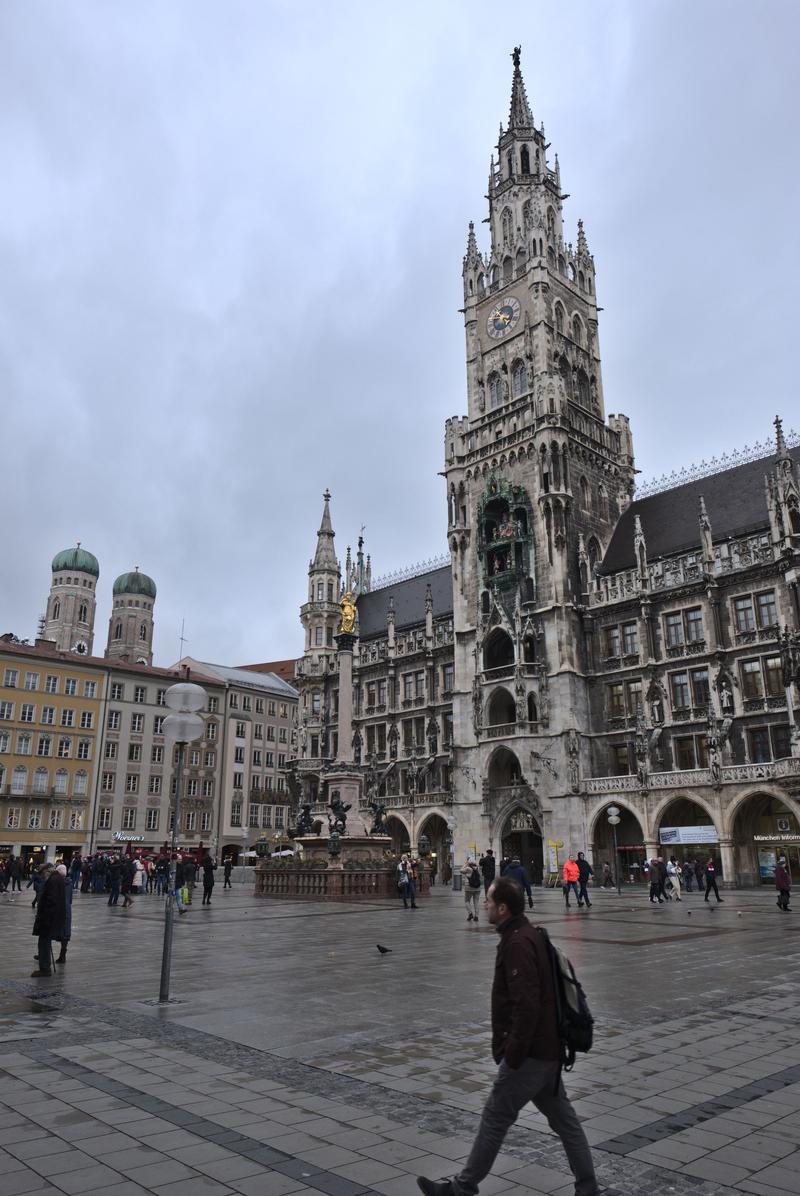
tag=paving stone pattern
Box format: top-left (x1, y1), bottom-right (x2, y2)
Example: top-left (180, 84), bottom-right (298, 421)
top-left (2, 881), bottom-right (800, 1195)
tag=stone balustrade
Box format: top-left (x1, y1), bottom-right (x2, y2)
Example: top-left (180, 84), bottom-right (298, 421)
top-left (255, 863), bottom-right (430, 901)
top-left (584, 758), bottom-right (800, 794)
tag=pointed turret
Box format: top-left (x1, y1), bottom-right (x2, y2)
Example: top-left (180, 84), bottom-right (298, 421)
top-left (775, 414), bottom-right (790, 462)
top-left (464, 221), bottom-right (480, 269)
top-left (576, 218), bottom-right (588, 258)
top-left (312, 489), bottom-right (338, 571)
top-left (508, 46), bottom-right (534, 130)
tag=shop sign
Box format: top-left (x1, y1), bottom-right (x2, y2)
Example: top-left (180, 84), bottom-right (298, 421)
top-left (660, 825), bottom-right (718, 845)
top-left (754, 833), bottom-right (800, 842)
top-left (113, 832), bottom-right (144, 843)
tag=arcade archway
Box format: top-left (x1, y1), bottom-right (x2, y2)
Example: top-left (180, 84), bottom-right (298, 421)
top-left (732, 792), bottom-right (800, 887)
top-left (500, 807), bottom-right (544, 886)
top-left (592, 803), bottom-right (646, 885)
top-left (654, 796), bottom-right (721, 877)
top-left (418, 813), bottom-right (451, 885)
top-left (487, 746), bottom-right (522, 788)
top-left (385, 815), bottom-right (408, 856)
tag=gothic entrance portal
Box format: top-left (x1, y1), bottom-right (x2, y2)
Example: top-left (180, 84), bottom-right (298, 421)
top-left (500, 808), bottom-right (544, 886)
top-left (385, 816), bottom-right (407, 857)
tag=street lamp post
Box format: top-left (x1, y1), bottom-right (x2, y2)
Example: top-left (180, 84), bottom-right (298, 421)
top-left (607, 805), bottom-right (622, 896)
top-left (159, 681), bottom-right (207, 1004)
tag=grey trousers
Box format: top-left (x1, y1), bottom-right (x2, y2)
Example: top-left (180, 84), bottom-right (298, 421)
top-left (454, 1058), bottom-right (597, 1196)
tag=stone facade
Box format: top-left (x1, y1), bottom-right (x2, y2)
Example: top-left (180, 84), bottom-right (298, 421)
top-left (289, 51), bottom-right (800, 888)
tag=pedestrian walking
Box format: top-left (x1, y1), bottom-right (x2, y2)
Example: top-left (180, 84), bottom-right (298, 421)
top-left (601, 862), bottom-right (613, 889)
top-left (703, 856), bottom-right (723, 903)
top-left (648, 858), bottom-right (663, 904)
top-left (479, 849), bottom-right (496, 896)
top-left (694, 858), bottom-right (705, 892)
top-left (69, 854), bottom-right (81, 891)
top-left (397, 854), bottom-right (417, 909)
top-left (174, 856), bottom-right (188, 914)
top-left (416, 877), bottom-right (599, 1196)
top-left (121, 857), bottom-right (135, 909)
top-left (576, 853), bottom-right (593, 908)
top-left (462, 858), bottom-right (483, 922)
top-left (666, 857), bottom-right (682, 901)
top-left (54, 864), bottom-right (72, 964)
top-left (7, 854), bottom-right (22, 893)
top-left (775, 858), bottom-right (791, 911)
top-left (202, 853), bottom-right (216, 905)
top-left (31, 863), bottom-right (66, 977)
top-left (563, 856), bottom-right (581, 908)
top-left (682, 860), bottom-right (694, 893)
top-left (223, 857), bottom-right (233, 889)
top-left (503, 855), bottom-right (533, 909)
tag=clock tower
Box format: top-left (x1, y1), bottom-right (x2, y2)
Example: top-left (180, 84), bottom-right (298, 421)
top-left (444, 47), bottom-right (636, 861)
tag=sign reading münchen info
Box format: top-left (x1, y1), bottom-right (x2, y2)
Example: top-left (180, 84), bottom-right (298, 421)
top-left (659, 826), bottom-right (718, 845)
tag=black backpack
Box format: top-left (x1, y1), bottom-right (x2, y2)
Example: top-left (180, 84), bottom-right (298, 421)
top-left (468, 866), bottom-right (482, 889)
top-left (538, 927), bottom-right (594, 1070)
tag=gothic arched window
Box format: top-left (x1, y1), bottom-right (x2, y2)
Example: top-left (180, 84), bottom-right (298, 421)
top-left (546, 207), bottom-right (555, 235)
top-left (577, 369), bottom-right (590, 406)
top-left (78, 603), bottom-right (87, 624)
top-left (573, 315), bottom-right (583, 346)
top-left (579, 271), bottom-right (586, 291)
top-left (52, 599), bottom-right (60, 620)
top-left (520, 145), bottom-right (530, 174)
top-left (554, 303), bottom-right (564, 334)
top-left (501, 208), bottom-right (513, 245)
top-left (580, 476), bottom-right (589, 509)
top-left (558, 255), bottom-right (566, 275)
top-left (488, 373), bottom-right (503, 409)
top-left (502, 256), bottom-right (513, 284)
top-left (511, 360), bottom-right (526, 398)
top-left (114, 622), bottom-right (122, 640)
top-left (139, 623), bottom-right (147, 641)
top-left (547, 247), bottom-right (556, 268)
top-left (515, 247), bottom-right (526, 276)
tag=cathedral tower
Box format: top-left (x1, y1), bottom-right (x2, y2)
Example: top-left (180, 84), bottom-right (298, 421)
top-left (105, 568), bottom-right (157, 666)
top-left (445, 48), bottom-right (636, 862)
top-left (43, 543), bottom-right (99, 655)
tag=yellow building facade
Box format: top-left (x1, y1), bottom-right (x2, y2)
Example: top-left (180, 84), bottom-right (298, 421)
top-left (0, 638), bottom-right (106, 866)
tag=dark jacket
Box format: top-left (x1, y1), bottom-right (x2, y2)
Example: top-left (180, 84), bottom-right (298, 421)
top-left (202, 858), bottom-right (216, 886)
top-left (577, 858), bottom-right (593, 883)
top-left (480, 854), bottom-right (496, 882)
top-left (775, 863), bottom-right (791, 892)
top-left (492, 914), bottom-right (560, 1068)
top-left (59, 876), bottom-right (73, 940)
top-left (502, 860), bottom-right (532, 900)
top-left (32, 872), bottom-right (66, 939)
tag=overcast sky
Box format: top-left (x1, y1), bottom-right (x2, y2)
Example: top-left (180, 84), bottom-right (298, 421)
top-left (2, 0), bottom-right (798, 668)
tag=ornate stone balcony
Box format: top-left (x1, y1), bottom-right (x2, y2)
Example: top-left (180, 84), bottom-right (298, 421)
top-left (482, 721), bottom-right (538, 739)
top-left (584, 758), bottom-right (800, 795)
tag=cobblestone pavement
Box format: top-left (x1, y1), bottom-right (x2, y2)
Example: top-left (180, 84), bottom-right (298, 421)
top-left (1, 880), bottom-right (799, 1196)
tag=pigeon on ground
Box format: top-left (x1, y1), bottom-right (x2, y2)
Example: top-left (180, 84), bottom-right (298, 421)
top-left (376, 944), bottom-right (392, 955)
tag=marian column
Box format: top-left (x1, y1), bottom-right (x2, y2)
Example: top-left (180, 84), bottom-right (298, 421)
top-left (328, 591), bottom-right (368, 834)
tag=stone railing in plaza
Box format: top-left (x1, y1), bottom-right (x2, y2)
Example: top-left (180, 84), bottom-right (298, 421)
top-left (255, 862), bottom-right (431, 902)
top-left (584, 757), bottom-right (800, 795)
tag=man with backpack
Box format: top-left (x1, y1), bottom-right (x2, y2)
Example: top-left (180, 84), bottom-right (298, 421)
top-left (461, 858), bottom-right (483, 922)
top-left (417, 876), bottom-right (598, 1196)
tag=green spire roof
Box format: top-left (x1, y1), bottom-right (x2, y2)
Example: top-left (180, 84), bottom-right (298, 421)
top-left (51, 543), bottom-right (99, 578)
top-left (113, 567), bottom-right (157, 600)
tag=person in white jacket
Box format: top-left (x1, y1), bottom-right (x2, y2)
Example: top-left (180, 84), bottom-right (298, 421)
top-left (666, 857), bottom-right (683, 901)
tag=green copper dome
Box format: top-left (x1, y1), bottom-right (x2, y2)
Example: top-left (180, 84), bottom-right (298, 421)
top-left (51, 544), bottom-right (100, 577)
top-left (113, 568), bottom-right (157, 599)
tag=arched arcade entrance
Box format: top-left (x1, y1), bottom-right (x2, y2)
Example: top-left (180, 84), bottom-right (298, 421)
top-left (592, 804), bottom-right (646, 885)
top-left (418, 813), bottom-right (452, 885)
top-left (732, 792), bottom-right (800, 887)
top-left (655, 797), bottom-right (721, 878)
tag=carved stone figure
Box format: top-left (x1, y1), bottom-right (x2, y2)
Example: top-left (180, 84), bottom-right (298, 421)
top-left (472, 675), bottom-right (483, 733)
top-left (567, 728), bottom-right (580, 793)
top-left (291, 803), bottom-right (316, 838)
top-left (367, 800), bottom-right (389, 835)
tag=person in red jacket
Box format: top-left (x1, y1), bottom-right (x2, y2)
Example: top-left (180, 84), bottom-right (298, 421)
top-left (563, 856), bottom-right (581, 908)
top-left (417, 877), bottom-right (598, 1196)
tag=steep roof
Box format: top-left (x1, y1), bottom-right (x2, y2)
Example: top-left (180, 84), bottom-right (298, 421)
top-left (178, 657), bottom-right (298, 698)
top-left (236, 658), bottom-right (296, 683)
top-left (357, 564), bottom-right (453, 639)
top-left (600, 446), bottom-right (800, 573)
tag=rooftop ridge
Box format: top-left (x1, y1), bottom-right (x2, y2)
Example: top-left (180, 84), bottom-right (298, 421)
top-left (634, 429), bottom-right (800, 500)
top-left (370, 554), bottom-right (450, 592)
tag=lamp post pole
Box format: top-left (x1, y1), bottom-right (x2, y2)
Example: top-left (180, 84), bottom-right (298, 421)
top-left (158, 682), bottom-right (207, 1005)
top-left (607, 805), bottom-right (622, 896)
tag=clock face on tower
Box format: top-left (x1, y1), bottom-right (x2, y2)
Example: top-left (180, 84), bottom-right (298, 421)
top-left (486, 296), bottom-right (521, 339)
top-left (73, 640), bottom-right (88, 655)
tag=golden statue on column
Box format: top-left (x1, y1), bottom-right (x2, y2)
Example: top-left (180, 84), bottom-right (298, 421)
top-left (339, 591), bottom-right (356, 634)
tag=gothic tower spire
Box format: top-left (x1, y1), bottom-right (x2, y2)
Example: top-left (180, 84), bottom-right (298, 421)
top-left (508, 45), bottom-right (534, 129)
top-left (313, 489), bottom-right (338, 571)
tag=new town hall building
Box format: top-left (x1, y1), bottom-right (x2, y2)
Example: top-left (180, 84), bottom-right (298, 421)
top-left (291, 51), bottom-right (800, 887)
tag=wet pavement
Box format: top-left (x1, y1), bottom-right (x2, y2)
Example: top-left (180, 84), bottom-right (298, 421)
top-left (1, 878), bottom-right (799, 1195)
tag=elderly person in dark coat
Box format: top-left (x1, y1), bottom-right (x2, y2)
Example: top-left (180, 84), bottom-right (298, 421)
top-left (54, 864), bottom-right (73, 963)
top-left (31, 863), bottom-right (66, 977)
top-left (775, 858), bottom-right (791, 912)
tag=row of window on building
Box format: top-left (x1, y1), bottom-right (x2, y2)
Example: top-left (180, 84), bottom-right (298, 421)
top-left (3, 670), bottom-right (97, 697)
top-left (5, 806), bottom-right (85, 831)
top-left (602, 589), bottom-right (779, 659)
top-left (228, 692), bottom-right (290, 716)
top-left (0, 704), bottom-right (95, 728)
top-left (97, 806), bottom-right (213, 833)
top-left (608, 724), bottom-right (791, 775)
top-left (606, 655), bottom-right (784, 720)
top-left (230, 802), bottom-right (287, 829)
top-left (0, 765), bottom-right (89, 796)
top-left (0, 733), bottom-right (92, 759)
